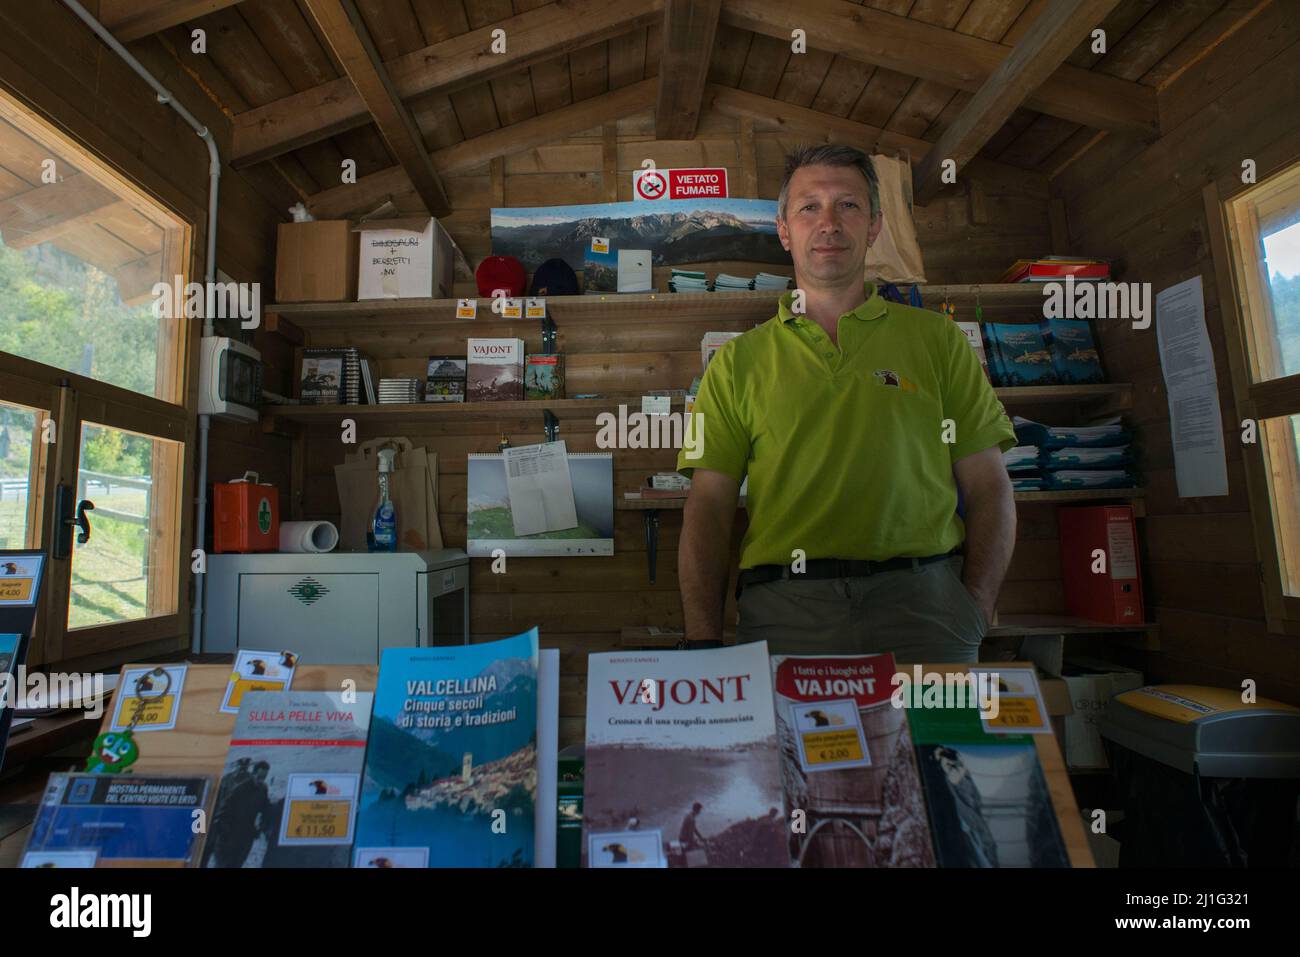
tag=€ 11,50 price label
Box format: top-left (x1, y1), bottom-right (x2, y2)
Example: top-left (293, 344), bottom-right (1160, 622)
top-left (278, 773), bottom-right (360, 846)
top-left (791, 699), bottom-right (872, 774)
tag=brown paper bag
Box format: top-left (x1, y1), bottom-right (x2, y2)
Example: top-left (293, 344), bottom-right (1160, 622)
top-left (333, 437), bottom-right (443, 552)
top-left (864, 153), bottom-right (927, 284)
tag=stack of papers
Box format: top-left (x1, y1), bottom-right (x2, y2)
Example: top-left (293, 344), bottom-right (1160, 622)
top-left (713, 273), bottom-right (754, 291)
top-left (753, 272), bottom-right (793, 290)
top-left (1013, 415), bottom-right (1129, 449)
top-left (669, 268), bottom-right (709, 293)
top-left (1002, 445), bottom-right (1041, 473)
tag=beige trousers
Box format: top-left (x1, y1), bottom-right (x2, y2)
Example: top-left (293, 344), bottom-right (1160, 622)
top-left (735, 555), bottom-right (988, 664)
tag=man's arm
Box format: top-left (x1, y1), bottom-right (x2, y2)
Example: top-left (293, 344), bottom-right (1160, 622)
top-left (679, 468), bottom-right (741, 641)
top-left (952, 446), bottom-right (1016, 626)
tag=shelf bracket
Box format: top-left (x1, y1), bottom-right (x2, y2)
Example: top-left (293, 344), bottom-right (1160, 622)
top-left (643, 509), bottom-right (660, 584)
top-left (541, 314), bottom-right (557, 353)
top-left (544, 409), bottom-right (559, 442)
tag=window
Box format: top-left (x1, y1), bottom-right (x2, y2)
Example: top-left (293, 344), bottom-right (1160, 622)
top-left (0, 90), bottom-right (193, 664)
top-left (1208, 158), bottom-right (1300, 635)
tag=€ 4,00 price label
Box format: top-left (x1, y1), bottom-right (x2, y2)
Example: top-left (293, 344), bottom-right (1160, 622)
top-left (279, 773), bottom-right (359, 846)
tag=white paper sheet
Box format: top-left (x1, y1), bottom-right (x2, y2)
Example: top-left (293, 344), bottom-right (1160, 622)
top-left (504, 440), bottom-right (578, 536)
top-left (1155, 276), bottom-right (1228, 497)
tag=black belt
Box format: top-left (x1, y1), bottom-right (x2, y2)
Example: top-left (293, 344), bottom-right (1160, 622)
top-left (736, 551), bottom-right (955, 600)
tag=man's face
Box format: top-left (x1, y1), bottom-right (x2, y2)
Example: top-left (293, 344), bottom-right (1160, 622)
top-left (777, 164), bottom-right (881, 287)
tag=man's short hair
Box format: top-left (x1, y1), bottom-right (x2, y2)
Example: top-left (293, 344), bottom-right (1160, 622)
top-left (777, 144), bottom-right (881, 222)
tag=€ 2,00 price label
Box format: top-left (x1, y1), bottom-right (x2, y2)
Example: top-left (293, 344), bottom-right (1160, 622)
top-left (801, 729), bottom-right (865, 767)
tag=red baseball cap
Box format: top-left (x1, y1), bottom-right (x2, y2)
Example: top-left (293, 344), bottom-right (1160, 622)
top-left (475, 255), bottom-right (527, 297)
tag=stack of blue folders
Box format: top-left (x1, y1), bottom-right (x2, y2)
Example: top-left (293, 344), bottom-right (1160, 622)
top-left (1008, 417), bottom-right (1137, 490)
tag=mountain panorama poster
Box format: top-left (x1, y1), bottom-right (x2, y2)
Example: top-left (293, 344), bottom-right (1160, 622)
top-left (489, 198), bottom-right (790, 271)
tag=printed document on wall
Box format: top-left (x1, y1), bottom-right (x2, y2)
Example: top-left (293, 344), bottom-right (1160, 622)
top-left (504, 440), bottom-right (578, 536)
top-left (1155, 276), bottom-right (1227, 497)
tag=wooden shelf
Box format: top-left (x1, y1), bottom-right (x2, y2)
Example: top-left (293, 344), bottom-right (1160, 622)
top-left (263, 383), bottom-right (1130, 428)
top-left (264, 282), bottom-right (1052, 337)
top-left (262, 396), bottom-right (683, 428)
top-left (988, 614), bottom-right (1156, 637)
top-left (996, 382), bottom-right (1131, 412)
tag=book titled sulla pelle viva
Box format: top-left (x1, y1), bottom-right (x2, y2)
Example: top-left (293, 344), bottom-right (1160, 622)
top-left (202, 690), bottom-right (372, 868)
top-left (583, 642), bottom-right (789, 868)
top-left (467, 337), bottom-right (524, 401)
top-left (771, 653), bottom-right (935, 867)
top-left (354, 628), bottom-right (542, 868)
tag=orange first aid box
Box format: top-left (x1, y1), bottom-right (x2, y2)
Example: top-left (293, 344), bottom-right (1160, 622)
top-left (213, 471), bottom-right (279, 553)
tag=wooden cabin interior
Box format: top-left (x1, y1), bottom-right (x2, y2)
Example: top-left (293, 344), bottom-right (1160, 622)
top-left (0, 0), bottom-right (1298, 873)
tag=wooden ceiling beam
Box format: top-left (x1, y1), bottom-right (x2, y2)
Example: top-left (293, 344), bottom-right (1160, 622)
top-left (0, 174), bottom-right (123, 248)
top-left (914, 0), bottom-right (1122, 204)
top-left (702, 84), bottom-right (1042, 191)
top-left (99, 0), bottom-right (246, 42)
top-left (719, 0), bottom-right (1158, 136)
top-left (307, 78), bottom-right (658, 219)
top-left (656, 0), bottom-right (723, 139)
top-left (233, 0), bottom-right (662, 168)
top-left (301, 0), bottom-right (450, 217)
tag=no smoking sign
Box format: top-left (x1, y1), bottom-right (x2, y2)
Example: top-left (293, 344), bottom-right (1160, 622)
top-left (633, 167), bottom-right (729, 201)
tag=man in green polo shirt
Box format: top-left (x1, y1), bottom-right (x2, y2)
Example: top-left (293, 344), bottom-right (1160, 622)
top-left (676, 144), bottom-right (1017, 663)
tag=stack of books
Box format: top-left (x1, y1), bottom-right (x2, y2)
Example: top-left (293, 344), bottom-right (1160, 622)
top-left (301, 347), bottom-right (373, 405)
top-left (378, 378), bottom-right (421, 404)
top-left (999, 256), bottom-right (1110, 283)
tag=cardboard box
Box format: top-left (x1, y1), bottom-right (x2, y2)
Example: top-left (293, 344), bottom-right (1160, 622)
top-left (1061, 657), bottom-right (1144, 769)
top-left (356, 217), bottom-right (454, 300)
top-left (275, 221), bottom-right (358, 302)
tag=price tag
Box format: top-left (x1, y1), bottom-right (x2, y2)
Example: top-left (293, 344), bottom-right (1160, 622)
top-left (278, 773), bottom-right (359, 846)
top-left (501, 298), bottom-right (523, 319)
top-left (590, 236), bottom-right (609, 254)
top-left (525, 297), bottom-right (547, 319)
top-left (354, 846), bottom-right (430, 868)
top-left (456, 298), bottom-right (477, 319)
top-left (791, 699), bottom-right (871, 773)
top-left (220, 649), bottom-right (298, 714)
top-left (110, 665), bottom-right (188, 732)
top-left (971, 666), bottom-right (1052, 734)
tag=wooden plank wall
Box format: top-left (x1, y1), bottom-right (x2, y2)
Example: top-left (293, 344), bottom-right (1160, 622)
top-left (0, 1), bottom-right (295, 664)
top-left (0, 0), bottom-right (295, 578)
top-left (1052, 0), bottom-right (1300, 706)
top-left (292, 109), bottom-right (1052, 744)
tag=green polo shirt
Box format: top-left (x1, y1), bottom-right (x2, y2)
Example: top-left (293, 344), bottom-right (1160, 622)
top-left (676, 281), bottom-right (1016, 569)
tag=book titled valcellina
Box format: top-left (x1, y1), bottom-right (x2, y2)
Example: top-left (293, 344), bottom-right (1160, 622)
top-left (583, 642), bottom-right (789, 868)
top-left (354, 628), bottom-right (541, 868)
top-left (770, 652), bottom-right (935, 867)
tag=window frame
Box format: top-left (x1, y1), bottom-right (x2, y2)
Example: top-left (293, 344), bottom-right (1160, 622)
top-left (0, 88), bottom-right (199, 667)
top-left (1204, 163), bottom-right (1300, 637)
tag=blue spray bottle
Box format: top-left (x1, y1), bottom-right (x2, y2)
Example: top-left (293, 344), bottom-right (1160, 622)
top-left (369, 447), bottom-right (397, 552)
